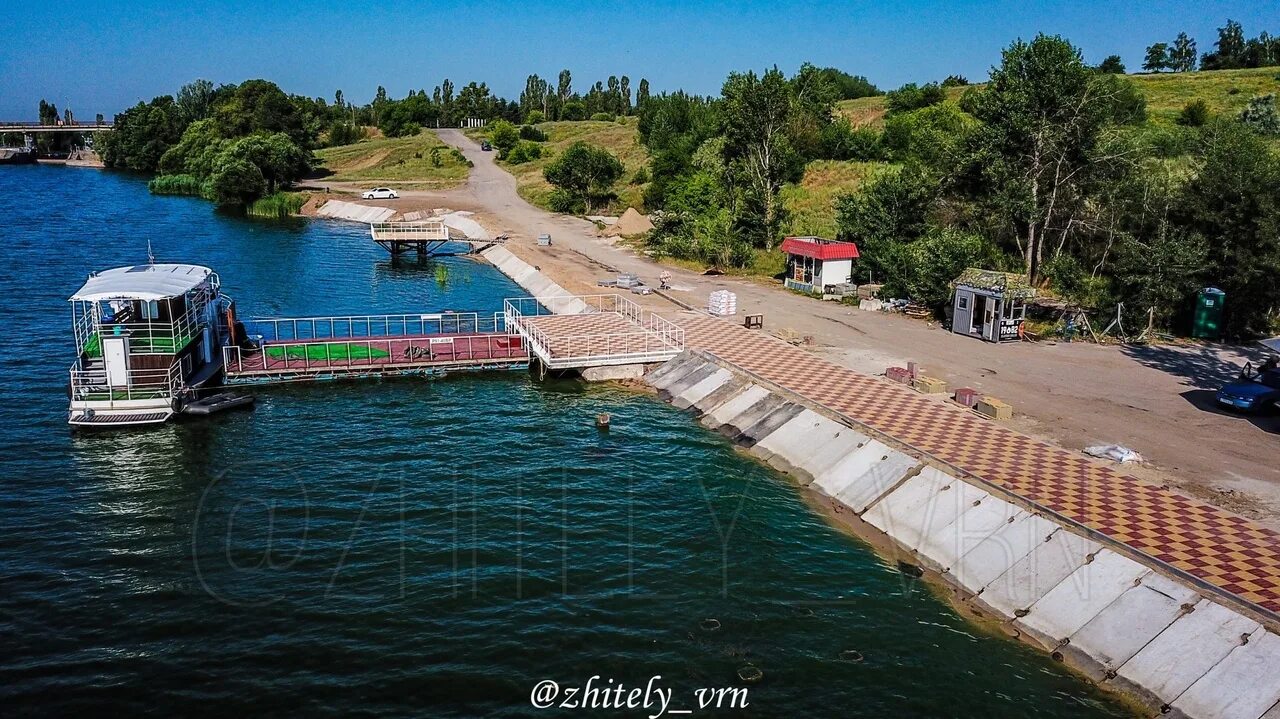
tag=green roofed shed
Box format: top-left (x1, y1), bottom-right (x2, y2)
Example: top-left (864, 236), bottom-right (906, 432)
top-left (950, 268), bottom-right (1036, 344)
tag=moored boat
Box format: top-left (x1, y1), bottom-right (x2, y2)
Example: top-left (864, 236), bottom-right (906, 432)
top-left (67, 263), bottom-right (235, 427)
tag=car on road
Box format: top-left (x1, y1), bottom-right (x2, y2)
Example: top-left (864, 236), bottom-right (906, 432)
top-left (361, 187), bottom-right (399, 200)
top-left (1216, 367), bottom-right (1280, 413)
top-left (480, 141), bottom-right (492, 151)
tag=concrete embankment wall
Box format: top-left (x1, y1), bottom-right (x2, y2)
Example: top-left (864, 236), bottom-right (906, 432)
top-left (647, 350), bottom-right (1280, 719)
top-left (481, 246), bottom-right (590, 314)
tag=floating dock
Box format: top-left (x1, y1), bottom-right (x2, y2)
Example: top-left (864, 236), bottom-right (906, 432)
top-left (223, 311), bottom-right (528, 383)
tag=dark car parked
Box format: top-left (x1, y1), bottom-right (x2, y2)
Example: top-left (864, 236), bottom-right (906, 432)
top-left (1217, 367), bottom-right (1280, 413)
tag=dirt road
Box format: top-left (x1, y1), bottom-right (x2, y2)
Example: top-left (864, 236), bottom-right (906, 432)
top-left (326, 128), bottom-right (1280, 526)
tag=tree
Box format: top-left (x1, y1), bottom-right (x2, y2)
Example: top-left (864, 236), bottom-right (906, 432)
top-left (1170, 33), bottom-right (1198, 72)
top-left (1097, 55), bottom-right (1126, 74)
top-left (176, 79), bottom-right (215, 123)
top-left (942, 75), bottom-right (969, 87)
top-left (1201, 19), bottom-right (1246, 70)
top-left (1143, 43), bottom-right (1171, 72)
top-left (209, 158), bottom-right (266, 206)
top-left (1178, 120), bottom-right (1280, 336)
top-left (720, 67), bottom-right (802, 243)
top-left (834, 164), bottom-right (938, 280)
top-left (636, 78), bottom-right (650, 109)
top-left (98, 96), bottom-right (186, 171)
top-left (960, 34), bottom-right (1144, 282)
top-left (543, 141), bottom-right (624, 213)
top-left (815, 68), bottom-right (880, 99)
top-left (620, 76), bottom-right (632, 115)
top-left (885, 82), bottom-right (946, 114)
top-left (488, 120), bottom-right (520, 159)
top-left (38, 99), bottom-right (58, 125)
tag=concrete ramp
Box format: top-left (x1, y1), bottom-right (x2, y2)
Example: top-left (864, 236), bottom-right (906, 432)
top-left (316, 200), bottom-right (395, 223)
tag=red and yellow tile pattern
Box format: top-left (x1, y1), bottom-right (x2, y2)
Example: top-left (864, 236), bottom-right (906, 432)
top-left (677, 313), bottom-right (1280, 616)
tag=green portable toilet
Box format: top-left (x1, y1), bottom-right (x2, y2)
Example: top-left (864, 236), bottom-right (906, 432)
top-left (1192, 287), bottom-right (1225, 340)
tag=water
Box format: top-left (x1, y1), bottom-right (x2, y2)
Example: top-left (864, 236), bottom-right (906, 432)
top-left (0, 166), bottom-right (1131, 717)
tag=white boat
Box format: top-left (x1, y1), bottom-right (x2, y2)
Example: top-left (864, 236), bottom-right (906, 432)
top-left (67, 263), bottom-right (235, 427)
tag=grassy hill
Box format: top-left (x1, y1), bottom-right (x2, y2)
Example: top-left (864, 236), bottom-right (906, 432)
top-left (780, 160), bottom-right (886, 238)
top-left (469, 118), bottom-right (649, 212)
top-left (313, 131), bottom-right (470, 188)
top-left (837, 67), bottom-right (1280, 128)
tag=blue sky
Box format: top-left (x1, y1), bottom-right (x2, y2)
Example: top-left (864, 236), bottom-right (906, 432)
top-left (0, 1), bottom-right (1273, 118)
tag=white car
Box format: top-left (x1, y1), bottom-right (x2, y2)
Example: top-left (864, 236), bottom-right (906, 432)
top-left (361, 187), bottom-right (399, 200)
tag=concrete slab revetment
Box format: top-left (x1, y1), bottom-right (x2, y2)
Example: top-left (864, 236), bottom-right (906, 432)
top-left (1172, 629), bottom-right (1280, 719)
top-left (1116, 599), bottom-right (1261, 707)
top-left (826, 443), bottom-right (920, 515)
top-left (735, 401), bottom-right (804, 445)
top-left (952, 511), bottom-right (1052, 593)
top-left (701, 385), bottom-right (771, 429)
top-left (921, 492), bottom-right (1024, 574)
top-left (1017, 549), bottom-right (1151, 647)
top-left (1068, 572), bottom-right (1199, 675)
top-left (672, 368), bottom-right (734, 409)
top-left (978, 527), bottom-right (1099, 617)
top-left (862, 467), bottom-right (987, 555)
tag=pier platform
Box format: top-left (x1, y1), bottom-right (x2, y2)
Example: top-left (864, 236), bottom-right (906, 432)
top-left (370, 220), bottom-right (507, 257)
top-left (223, 312), bottom-right (527, 383)
top-left (504, 294), bottom-right (684, 370)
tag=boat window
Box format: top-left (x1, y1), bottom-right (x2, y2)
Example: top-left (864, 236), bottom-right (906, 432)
top-left (142, 300), bottom-right (160, 320)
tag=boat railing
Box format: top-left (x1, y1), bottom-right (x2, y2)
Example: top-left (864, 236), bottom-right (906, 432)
top-left (68, 362), bottom-right (183, 409)
top-left (239, 311), bottom-right (503, 344)
top-left (88, 308), bottom-right (205, 356)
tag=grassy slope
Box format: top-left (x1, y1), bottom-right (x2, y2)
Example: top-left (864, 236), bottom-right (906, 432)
top-left (314, 131), bottom-right (469, 186)
top-left (469, 119), bottom-right (648, 212)
top-left (836, 67), bottom-right (1280, 128)
top-left (780, 160), bottom-right (886, 238)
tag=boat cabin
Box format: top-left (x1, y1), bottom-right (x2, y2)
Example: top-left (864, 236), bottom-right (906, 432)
top-left (781, 236), bottom-right (860, 294)
top-left (67, 263), bottom-right (233, 426)
top-left (950, 268), bottom-right (1035, 344)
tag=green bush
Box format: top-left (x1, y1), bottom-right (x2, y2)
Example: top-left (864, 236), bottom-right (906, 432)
top-left (547, 188), bottom-right (583, 213)
top-left (590, 112), bottom-right (614, 122)
top-left (148, 174), bottom-right (205, 197)
top-left (326, 122), bottom-right (366, 146)
top-left (630, 167), bottom-right (650, 185)
top-left (506, 140), bottom-right (543, 165)
top-left (518, 124), bottom-right (547, 142)
top-left (1239, 94), bottom-right (1280, 136)
top-left (525, 110), bottom-right (545, 125)
top-left (1177, 100), bottom-right (1210, 127)
top-left (488, 120), bottom-right (520, 159)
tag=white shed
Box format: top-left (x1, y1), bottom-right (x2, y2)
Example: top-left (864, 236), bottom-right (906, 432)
top-left (781, 236), bottom-right (860, 294)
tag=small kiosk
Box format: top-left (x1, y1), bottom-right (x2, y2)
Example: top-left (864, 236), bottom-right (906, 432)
top-left (781, 236), bottom-right (859, 294)
top-left (949, 268), bottom-right (1035, 344)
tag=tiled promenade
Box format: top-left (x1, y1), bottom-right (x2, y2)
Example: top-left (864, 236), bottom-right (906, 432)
top-left (677, 313), bottom-right (1280, 617)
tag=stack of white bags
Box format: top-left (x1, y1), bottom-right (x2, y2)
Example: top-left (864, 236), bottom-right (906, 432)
top-left (707, 290), bottom-right (738, 316)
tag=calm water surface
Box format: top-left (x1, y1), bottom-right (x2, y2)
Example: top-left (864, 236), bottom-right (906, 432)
top-left (0, 166), bottom-right (1131, 717)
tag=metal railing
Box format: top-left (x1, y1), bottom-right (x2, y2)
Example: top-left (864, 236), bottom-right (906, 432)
top-left (68, 362), bottom-right (182, 409)
top-left (503, 294), bottom-right (684, 368)
top-left (370, 221), bottom-right (450, 241)
top-left (223, 331), bottom-right (526, 376)
top-left (240, 311), bottom-right (503, 343)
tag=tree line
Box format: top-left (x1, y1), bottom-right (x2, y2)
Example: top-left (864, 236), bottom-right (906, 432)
top-left (831, 36), bottom-right (1279, 338)
top-left (1144, 19), bottom-right (1280, 72)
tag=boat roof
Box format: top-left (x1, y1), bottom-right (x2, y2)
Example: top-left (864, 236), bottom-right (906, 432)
top-left (69, 264), bottom-right (214, 302)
